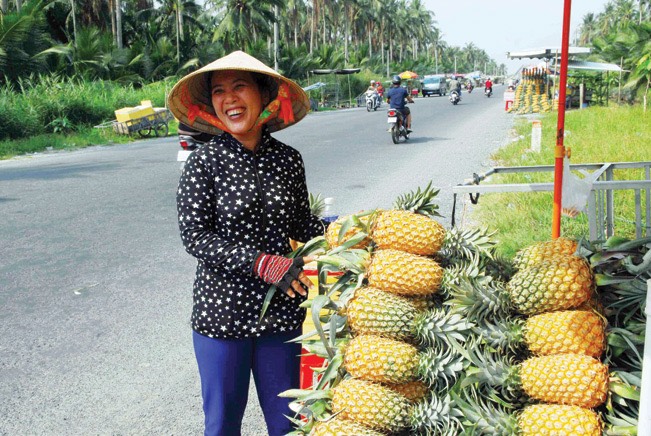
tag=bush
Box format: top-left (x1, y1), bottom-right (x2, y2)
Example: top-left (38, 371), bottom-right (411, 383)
top-left (0, 75), bottom-right (174, 141)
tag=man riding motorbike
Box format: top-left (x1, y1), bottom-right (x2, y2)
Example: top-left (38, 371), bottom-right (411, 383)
top-left (386, 75), bottom-right (414, 133)
top-left (485, 78), bottom-right (493, 94)
top-left (366, 80), bottom-right (381, 109)
top-left (449, 77), bottom-right (462, 100)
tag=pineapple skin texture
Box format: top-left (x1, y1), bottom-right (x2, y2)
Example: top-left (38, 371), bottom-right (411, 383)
top-left (311, 417), bottom-right (385, 436)
top-left (518, 404), bottom-right (602, 436)
top-left (385, 380), bottom-right (429, 403)
top-left (372, 209), bottom-right (446, 256)
top-left (519, 354), bottom-right (609, 408)
top-left (524, 310), bottom-right (606, 358)
top-left (331, 378), bottom-right (411, 433)
top-left (367, 249), bottom-right (443, 296)
top-left (513, 237), bottom-right (578, 270)
top-left (344, 335), bottom-right (419, 384)
top-left (347, 287), bottom-right (420, 342)
top-left (507, 255), bottom-right (594, 315)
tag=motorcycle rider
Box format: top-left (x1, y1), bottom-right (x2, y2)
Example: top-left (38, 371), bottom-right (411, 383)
top-left (449, 76), bottom-right (462, 100)
top-left (366, 80), bottom-right (380, 108)
top-left (485, 77), bottom-right (493, 95)
top-left (376, 80), bottom-right (385, 98)
top-left (386, 75), bottom-right (414, 133)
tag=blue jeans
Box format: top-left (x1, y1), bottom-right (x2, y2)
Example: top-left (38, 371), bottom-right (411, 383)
top-left (193, 330), bottom-right (302, 436)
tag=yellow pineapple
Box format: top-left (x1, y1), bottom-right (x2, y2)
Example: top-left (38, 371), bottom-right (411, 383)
top-left (524, 310), bottom-right (606, 358)
top-left (518, 404), bottom-right (603, 435)
top-left (344, 335), bottom-right (419, 384)
top-left (479, 310), bottom-right (606, 358)
top-left (465, 352), bottom-right (609, 408)
top-left (372, 209), bottom-right (445, 256)
top-left (506, 255), bottom-right (594, 315)
top-left (513, 237), bottom-right (578, 269)
top-left (385, 380), bottom-right (429, 403)
top-left (310, 416), bottom-right (385, 436)
top-left (331, 378), bottom-right (411, 433)
top-left (367, 249), bottom-right (443, 296)
top-left (325, 215), bottom-right (371, 249)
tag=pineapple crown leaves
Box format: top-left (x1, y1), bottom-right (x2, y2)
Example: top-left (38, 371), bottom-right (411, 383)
top-left (409, 393), bottom-right (463, 436)
top-left (472, 317), bottom-right (526, 355)
top-left (461, 346), bottom-right (521, 392)
top-left (330, 210), bottom-right (375, 248)
top-left (445, 276), bottom-right (512, 324)
top-left (392, 181), bottom-right (442, 217)
top-left (413, 307), bottom-right (475, 348)
top-left (448, 388), bottom-right (519, 436)
top-left (441, 226), bottom-right (498, 261)
top-left (308, 192), bottom-right (325, 217)
top-left (418, 343), bottom-right (466, 391)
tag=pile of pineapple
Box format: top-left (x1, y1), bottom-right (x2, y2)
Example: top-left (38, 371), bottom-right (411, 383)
top-left (508, 68), bottom-right (553, 114)
top-left (281, 184), bottom-right (648, 435)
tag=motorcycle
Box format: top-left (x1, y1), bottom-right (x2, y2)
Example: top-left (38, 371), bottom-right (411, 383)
top-left (449, 90), bottom-right (460, 105)
top-left (177, 124), bottom-right (213, 169)
top-left (365, 91), bottom-right (381, 111)
top-left (387, 108), bottom-right (409, 144)
top-left (485, 87), bottom-right (493, 98)
top-left (466, 83), bottom-right (474, 93)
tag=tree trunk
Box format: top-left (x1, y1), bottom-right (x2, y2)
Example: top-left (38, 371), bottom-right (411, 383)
top-left (368, 24), bottom-right (372, 58)
top-left (109, 0), bottom-right (117, 46)
top-left (310, 4), bottom-right (314, 54)
top-left (0, 0), bottom-right (8, 13)
top-left (71, 0), bottom-right (78, 47)
top-left (116, 0), bottom-right (123, 49)
top-left (15, 0), bottom-right (21, 13)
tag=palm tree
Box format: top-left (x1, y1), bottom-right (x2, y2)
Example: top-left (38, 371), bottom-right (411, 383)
top-left (211, 0), bottom-right (282, 51)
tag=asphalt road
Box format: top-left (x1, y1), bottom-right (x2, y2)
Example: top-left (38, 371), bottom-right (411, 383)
top-left (0, 86), bottom-right (513, 435)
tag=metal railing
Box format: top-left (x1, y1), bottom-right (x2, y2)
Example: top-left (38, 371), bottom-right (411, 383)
top-left (452, 161), bottom-right (651, 240)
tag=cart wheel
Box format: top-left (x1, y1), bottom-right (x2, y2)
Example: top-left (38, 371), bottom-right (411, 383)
top-left (138, 128), bottom-right (152, 138)
top-left (154, 122), bottom-right (169, 137)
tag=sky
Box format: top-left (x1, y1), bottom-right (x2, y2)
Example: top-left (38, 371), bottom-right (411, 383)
top-left (423, 0), bottom-right (612, 74)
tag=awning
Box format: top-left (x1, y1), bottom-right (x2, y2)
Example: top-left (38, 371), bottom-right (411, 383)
top-left (310, 68), bottom-right (361, 75)
top-left (507, 46), bottom-right (591, 59)
top-left (550, 59), bottom-right (623, 72)
top-left (302, 82), bottom-right (327, 92)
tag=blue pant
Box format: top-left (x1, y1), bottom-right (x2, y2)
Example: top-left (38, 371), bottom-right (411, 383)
top-left (193, 330), bottom-right (302, 436)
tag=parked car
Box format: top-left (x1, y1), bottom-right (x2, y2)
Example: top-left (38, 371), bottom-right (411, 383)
top-left (421, 75), bottom-right (447, 97)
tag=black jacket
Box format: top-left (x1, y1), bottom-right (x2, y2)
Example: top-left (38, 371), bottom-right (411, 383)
top-left (177, 130), bottom-right (324, 339)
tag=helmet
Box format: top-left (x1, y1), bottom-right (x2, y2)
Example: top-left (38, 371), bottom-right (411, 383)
top-left (392, 75), bottom-right (402, 85)
top-left (370, 80), bottom-right (376, 85)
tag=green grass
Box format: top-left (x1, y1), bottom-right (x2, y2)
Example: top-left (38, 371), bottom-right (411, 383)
top-left (473, 105), bottom-right (651, 257)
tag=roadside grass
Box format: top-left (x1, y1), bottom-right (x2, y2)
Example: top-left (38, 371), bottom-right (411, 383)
top-left (474, 105), bottom-right (651, 257)
top-left (0, 121), bottom-right (180, 160)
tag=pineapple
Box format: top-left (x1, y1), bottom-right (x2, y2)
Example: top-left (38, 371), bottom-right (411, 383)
top-left (520, 354), bottom-right (608, 408)
top-left (371, 209), bottom-right (445, 256)
top-left (310, 416), bottom-right (386, 436)
top-left (346, 287), bottom-right (473, 345)
top-left (518, 404), bottom-right (603, 435)
top-left (454, 391), bottom-right (603, 436)
top-left (385, 380), bottom-right (429, 402)
top-left (331, 378), bottom-right (411, 433)
top-left (343, 334), bottom-right (464, 386)
top-left (476, 310), bottom-right (606, 358)
top-left (465, 351), bottom-right (609, 409)
top-left (367, 249), bottom-right (443, 296)
top-left (325, 215), bottom-right (371, 250)
top-left (513, 237), bottom-right (578, 269)
top-left (331, 378), bottom-right (459, 434)
top-left (506, 255), bottom-right (594, 315)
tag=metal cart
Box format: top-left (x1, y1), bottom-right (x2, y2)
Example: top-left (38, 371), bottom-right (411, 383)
top-left (96, 108), bottom-right (173, 138)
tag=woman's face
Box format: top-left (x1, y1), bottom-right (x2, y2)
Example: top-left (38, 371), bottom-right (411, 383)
top-left (210, 70), bottom-right (265, 147)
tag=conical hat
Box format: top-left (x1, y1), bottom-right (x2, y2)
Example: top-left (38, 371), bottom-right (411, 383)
top-left (167, 51), bottom-right (310, 135)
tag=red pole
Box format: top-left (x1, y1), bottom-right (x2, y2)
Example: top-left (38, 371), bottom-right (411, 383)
top-left (552, 0), bottom-right (573, 239)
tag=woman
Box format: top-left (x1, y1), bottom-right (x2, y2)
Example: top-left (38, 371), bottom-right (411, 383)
top-left (168, 51), bottom-right (324, 436)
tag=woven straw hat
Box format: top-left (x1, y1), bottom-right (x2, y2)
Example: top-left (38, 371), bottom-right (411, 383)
top-left (167, 51), bottom-right (310, 135)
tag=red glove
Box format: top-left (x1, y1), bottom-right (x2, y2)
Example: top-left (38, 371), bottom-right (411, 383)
top-left (254, 254), bottom-right (306, 294)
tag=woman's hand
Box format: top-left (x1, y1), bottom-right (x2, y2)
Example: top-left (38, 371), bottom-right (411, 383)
top-left (254, 254), bottom-right (315, 298)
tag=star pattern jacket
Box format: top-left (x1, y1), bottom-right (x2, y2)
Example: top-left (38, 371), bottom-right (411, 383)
top-left (177, 130), bottom-right (324, 339)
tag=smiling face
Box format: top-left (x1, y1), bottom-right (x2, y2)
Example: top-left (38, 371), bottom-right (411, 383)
top-left (210, 70), bottom-right (267, 150)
